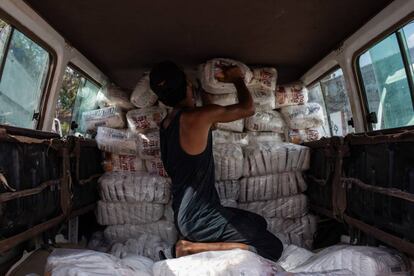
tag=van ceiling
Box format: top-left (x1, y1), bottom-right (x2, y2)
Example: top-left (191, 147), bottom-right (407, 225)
top-left (24, 0), bottom-right (392, 90)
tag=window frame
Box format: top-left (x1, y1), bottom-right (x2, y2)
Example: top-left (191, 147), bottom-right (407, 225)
top-left (306, 65), bottom-right (355, 137)
top-left (0, 8), bottom-right (57, 130)
top-left (353, 12), bottom-right (414, 133)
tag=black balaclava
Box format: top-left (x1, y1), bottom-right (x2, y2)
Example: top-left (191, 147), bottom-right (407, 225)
top-left (149, 61), bottom-right (187, 107)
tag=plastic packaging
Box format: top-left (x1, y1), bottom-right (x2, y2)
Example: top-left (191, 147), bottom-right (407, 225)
top-left (199, 58), bottom-right (253, 94)
top-left (87, 231), bottom-right (112, 253)
top-left (99, 172), bottom-right (171, 204)
top-left (243, 142), bottom-right (310, 177)
top-left (130, 74), bottom-right (158, 108)
top-left (103, 153), bottom-right (146, 172)
top-left (290, 245), bottom-right (410, 276)
top-left (212, 130), bottom-right (249, 146)
top-left (145, 158), bottom-right (168, 177)
top-left (288, 127), bottom-right (323, 144)
top-left (220, 199), bottom-right (238, 208)
top-left (247, 131), bottom-right (284, 145)
top-left (45, 248), bottom-right (153, 276)
top-left (238, 194), bottom-right (308, 219)
top-left (238, 172), bottom-right (307, 202)
top-left (153, 249), bottom-right (284, 276)
top-left (251, 86), bottom-right (276, 110)
top-left (249, 67), bottom-right (278, 92)
top-left (96, 127), bottom-right (138, 155)
top-left (111, 235), bottom-right (169, 261)
top-left (163, 201), bottom-right (174, 222)
top-left (281, 103), bottom-right (325, 129)
top-left (213, 143), bottom-right (244, 180)
top-left (137, 131), bottom-right (161, 159)
top-left (97, 84), bottom-right (135, 110)
top-left (215, 180), bottom-right (240, 200)
top-left (209, 92), bottom-right (238, 106)
top-left (96, 201), bottom-right (165, 225)
top-left (216, 120), bottom-right (244, 133)
top-left (276, 244), bottom-right (314, 272)
top-left (126, 107), bottom-right (167, 133)
top-left (105, 221), bottom-right (177, 246)
top-left (245, 111), bottom-right (285, 133)
top-left (81, 106), bottom-right (126, 132)
top-left (266, 214), bottom-right (317, 249)
top-left (275, 82), bottom-right (308, 108)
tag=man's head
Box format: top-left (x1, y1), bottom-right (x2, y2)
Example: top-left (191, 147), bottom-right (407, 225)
top-left (150, 61), bottom-right (191, 107)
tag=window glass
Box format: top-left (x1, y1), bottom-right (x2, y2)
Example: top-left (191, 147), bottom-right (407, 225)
top-left (402, 22), bottom-right (414, 78)
top-left (307, 82), bottom-right (332, 137)
top-left (358, 33), bottom-right (414, 130)
top-left (55, 66), bottom-right (100, 136)
top-left (0, 27), bottom-right (50, 128)
top-left (320, 68), bottom-right (354, 136)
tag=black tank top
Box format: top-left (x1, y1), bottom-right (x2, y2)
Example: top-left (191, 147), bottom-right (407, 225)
top-left (160, 109), bottom-right (235, 241)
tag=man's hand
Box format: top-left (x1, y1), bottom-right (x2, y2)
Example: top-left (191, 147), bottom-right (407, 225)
top-left (214, 65), bottom-right (244, 83)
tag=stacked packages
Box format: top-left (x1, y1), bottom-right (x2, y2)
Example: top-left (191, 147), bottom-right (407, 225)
top-left (87, 78), bottom-right (177, 261)
top-left (200, 58), bottom-right (317, 249)
top-left (277, 83), bottom-right (325, 144)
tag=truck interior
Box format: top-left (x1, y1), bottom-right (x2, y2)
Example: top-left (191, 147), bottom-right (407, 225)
top-left (0, 0), bottom-right (414, 274)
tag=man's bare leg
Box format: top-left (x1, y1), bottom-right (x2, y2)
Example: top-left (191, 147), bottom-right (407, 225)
top-left (175, 240), bottom-right (249, 257)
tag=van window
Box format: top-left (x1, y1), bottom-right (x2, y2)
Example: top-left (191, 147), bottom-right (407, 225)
top-left (307, 68), bottom-right (354, 136)
top-left (55, 66), bottom-right (100, 136)
top-left (0, 19), bottom-right (51, 129)
top-left (357, 20), bottom-right (414, 131)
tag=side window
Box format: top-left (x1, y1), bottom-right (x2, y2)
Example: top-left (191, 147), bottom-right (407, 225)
top-left (307, 68), bottom-right (354, 136)
top-left (0, 19), bottom-right (51, 129)
top-left (55, 66), bottom-right (100, 136)
top-left (357, 20), bottom-right (414, 131)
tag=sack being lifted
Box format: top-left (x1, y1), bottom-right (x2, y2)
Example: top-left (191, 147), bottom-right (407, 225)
top-left (130, 74), bottom-right (159, 108)
top-left (199, 58), bottom-right (253, 94)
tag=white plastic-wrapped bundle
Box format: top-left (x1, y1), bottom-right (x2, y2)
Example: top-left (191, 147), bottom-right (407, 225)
top-left (290, 245), bottom-right (409, 276)
top-left (87, 231), bottom-right (112, 253)
top-left (163, 201), bottom-right (174, 222)
top-left (96, 201), bottom-right (164, 225)
top-left (97, 84), bottom-right (135, 111)
top-left (275, 82), bottom-right (309, 108)
top-left (249, 67), bottom-right (277, 92)
top-left (153, 249), bottom-right (284, 276)
top-left (247, 131), bottom-right (284, 145)
top-left (220, 199), bottom-right (238, 208)
top-left (137, 131), bottom-right (160, 159)
top-left (81, 106), bottom-right (126, 132)
top-left (212, 130), bottom-right (249, 146)
top-left (103, 153), bottom-right (146, 172)
top-left (215, 180), bottom-right (240, 201)
top-left (277, 244), bottom-right (315, 272)
top-left (281, 103), bottom-right (325, 130)
top-left (267, 215), bottom-right (317, 249)
top-left (45, 249), bottom-right (154, 276)
top-left (145, 158), bottom-right (168, 177)
top-left (243, 142), bottom-right (310, 176)
top-left (105, 220), bottom-right (177, 245)
top-left (130, 74), bottom-right (158, 108)
top-left (213, 143), bottom-right (244, 180)
top-left (111, 235), bottom-right (169, 261)
top-left (245, 111), bottom-right (285, 133)
top-left (126, 107), bottom-right (167, 133)
top-left (99, 172), bottom-right (170, 204)
top-left (216, 120), bottom-right (244, 133)
top-left (288, 127), bottom-right (323, 144)
top-left (251, 87), bottom-right (276, 110)
top-left (238, 172), bottom-right (306, 202)
top-left (96, 127), bottom-right (138, 155)
top-left (238, 194), bottom-right (307, 219)
top-left (199, 58), bottom-right (253, 94)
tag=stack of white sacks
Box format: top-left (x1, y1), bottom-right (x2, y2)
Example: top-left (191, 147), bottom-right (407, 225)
top-left (276, 83), bottom-right (325, 144)
top-left (200, 58), bottom-right (317, 249)
top-left (81, 79), bottom-right (177, 261)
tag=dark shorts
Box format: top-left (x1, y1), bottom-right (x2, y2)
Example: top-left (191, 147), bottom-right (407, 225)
top-left (216, 207), bottom-right (283, 262)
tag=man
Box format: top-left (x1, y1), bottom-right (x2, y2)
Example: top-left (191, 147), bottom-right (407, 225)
top-left (150, 61), bottom-right (283, 261)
